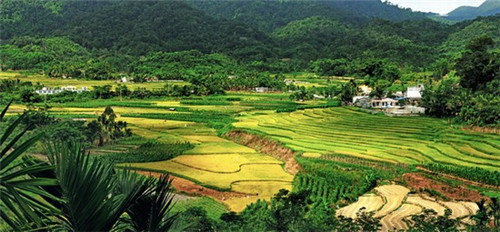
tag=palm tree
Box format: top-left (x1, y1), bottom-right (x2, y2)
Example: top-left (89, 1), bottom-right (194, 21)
top-left (2, 101), bottom-right (180, 231)
top-left (44, 142), bottom-right (180, 231)
top-left (0, 100), bottom-right (59, 230)
top-left (126, 175), bottom-right (179, 232)
top-left (45, 142), bottom-right (148, 231)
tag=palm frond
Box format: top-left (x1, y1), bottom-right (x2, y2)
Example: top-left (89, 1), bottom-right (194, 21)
top-left (0, 99), bottom-right (13, 121)
top-left (46, 142), bottom-right (148, 231)
top-left (126, 174), bottom-right (179, 232)
top-left (0, 102), bottom-right (58, 231)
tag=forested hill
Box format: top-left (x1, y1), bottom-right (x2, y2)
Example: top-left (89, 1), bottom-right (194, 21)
top-left (1, 0), bottom-right (500, 72)
top-left (445, 0), bottom-right (500, 21)
top-left (0, 0), bottom-right (275, 59)
top-left (188, 0), bottom-right (426, 32)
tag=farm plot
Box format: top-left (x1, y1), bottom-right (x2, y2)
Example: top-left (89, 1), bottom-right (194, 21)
top-left (108, 114), bottom-right (293, 211)
top-left (373, 185), bottom-right (410, 217)
top-left (25, 98), bottom-right (296, 212)
top-left (380, 204), bottom-right (422, 232)
top-left (337, 184), bottom-right (479, 231)
top-left (335, 194), bottom-right (384, 218)
top-left (234, 107), bottom-right (500, 171)
top-left (406, 195), bottom-right (447, 216)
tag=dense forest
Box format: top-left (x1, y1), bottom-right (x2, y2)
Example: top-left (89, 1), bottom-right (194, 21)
top-left (1, 0), bottom-right (499, 73)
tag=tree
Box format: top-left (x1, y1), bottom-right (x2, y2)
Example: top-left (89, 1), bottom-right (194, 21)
top-left (338, 80), bottom-right (358, 104)
top-left (409, 209), bottom-right (460, 232)
top-left (456, 35), bottom-right (500, 90)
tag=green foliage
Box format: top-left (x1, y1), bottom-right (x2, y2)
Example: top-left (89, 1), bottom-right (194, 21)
top-left (175, 207), bottom-right (217, 232)
top-left (132, 50), bottom-right (236, 80)
top-left (421, 77), bottom-right (468, 118)
top-left (0, 101), bottom-right (58, 231)
top-left (101, 142), bottom-right (194, 163)
top-left (294, 156), bottom-right (382, 203)
top-left (310, 58), bottom-right (352, 77)
top-left (424, 163), bottom-right (500, 186)
top-left (408, 209), bottom-right (460, 232)
top-left (338, 80), bottom-right (358, 104)
top-left (455, 35), bottom-right (500, 90)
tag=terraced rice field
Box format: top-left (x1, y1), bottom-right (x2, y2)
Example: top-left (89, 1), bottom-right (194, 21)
top-left (5, 99), bottom-right (295, 212)
top-left (111, 115), bottom-right (293, 211)
top-left (337, 185), bottom-right (479, 232)
top-left (335, 193), bottom-right (384, 218)
top-left (234, 107), bottom-right (500, 171)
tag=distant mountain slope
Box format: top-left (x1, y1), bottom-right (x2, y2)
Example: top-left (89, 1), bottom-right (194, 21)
top-left (189, 0), bottom-right (426, 32)
top-left (0, 0), bottom-right (276, 59)
top-left (446, 0), bottom-right (500, 21)
top-left (443, 15), bottom-right (500, 55)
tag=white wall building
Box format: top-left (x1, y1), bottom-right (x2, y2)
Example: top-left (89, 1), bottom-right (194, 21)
top-left (35, 86), bottom-right (89, 95)
top-left (405, 84), bottom-right (424, 99)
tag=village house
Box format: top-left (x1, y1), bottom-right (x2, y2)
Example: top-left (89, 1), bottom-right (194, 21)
top-left (405, 84), bottom-right (424, 105)
top-left (35, 86), bottom-right (89, 95)
top-left (371, 98), bottom-right (398, 108)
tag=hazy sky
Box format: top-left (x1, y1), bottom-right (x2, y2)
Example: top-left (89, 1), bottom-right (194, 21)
top-left (386, 0), bottom-right (487, 15)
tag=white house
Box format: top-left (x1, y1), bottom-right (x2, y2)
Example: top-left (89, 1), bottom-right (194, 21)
top-left (371, 98), bottom-right (398, 108)
top-left (35, 86), bottom-right (89, 95)
top-left (405, 84), bottom-right (424, 99)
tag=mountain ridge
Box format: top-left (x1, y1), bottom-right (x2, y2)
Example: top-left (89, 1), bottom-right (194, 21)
top-left (446, 0), bottom-right (500, 21)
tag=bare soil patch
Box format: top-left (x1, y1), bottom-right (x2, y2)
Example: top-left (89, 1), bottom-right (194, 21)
top-left (400, 172), bottom-right (487, 202)
top-left (225, 130), bottom-right (300, 174)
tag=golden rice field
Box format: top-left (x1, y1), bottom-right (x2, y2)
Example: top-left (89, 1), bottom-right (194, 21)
top-left (336, 185), bottom-right (479, 232)
top-left (119, 116), bottom-right (294, 211)
top-left (234, 107), bottom-right (500, 171)
top-left (118, 116), bottom-right (293, 211)
top-left (6, 99), bottom-right (294, 211)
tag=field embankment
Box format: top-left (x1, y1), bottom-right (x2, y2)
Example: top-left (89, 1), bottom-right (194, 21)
top-left (225, 130), bottom-right (300, 174)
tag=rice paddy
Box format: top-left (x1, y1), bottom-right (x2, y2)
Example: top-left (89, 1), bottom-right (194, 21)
top-left (0, 71), bottom-right (189, 90)
top-left (234, 107), bottom-right (500, 171)
top-left (337, 184), bottom-right (479, 232)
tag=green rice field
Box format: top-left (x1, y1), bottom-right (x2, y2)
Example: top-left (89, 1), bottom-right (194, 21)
top-left (234, 107), bottom-right (500, 171)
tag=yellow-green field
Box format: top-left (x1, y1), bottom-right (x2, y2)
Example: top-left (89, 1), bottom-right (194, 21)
top-left (0, 71), bottom-right (189, 90)
top-left (118, 116), bottom-right (293, 211)
top-left (234, 107), bottom-right (500, 171)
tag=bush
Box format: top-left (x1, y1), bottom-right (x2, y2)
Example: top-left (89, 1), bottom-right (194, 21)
top-left (101, 141), bottom-right (194, 163)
